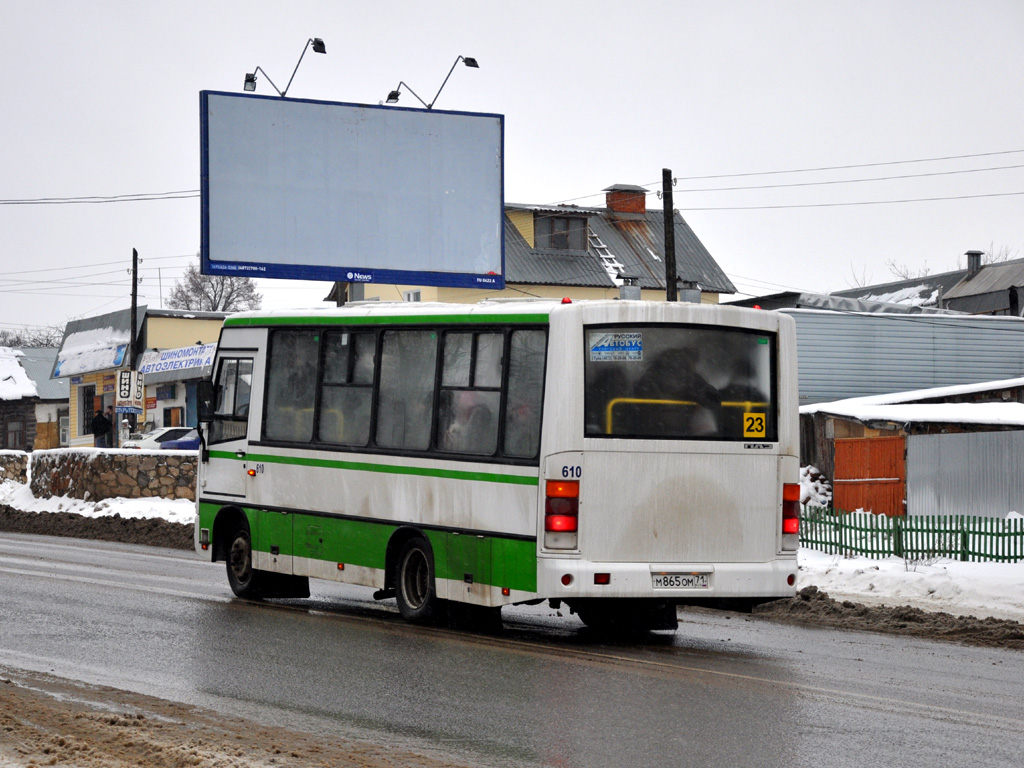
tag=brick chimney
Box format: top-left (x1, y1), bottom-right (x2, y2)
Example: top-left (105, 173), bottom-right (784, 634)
top-left (604, 184), bottom-right (648, 215)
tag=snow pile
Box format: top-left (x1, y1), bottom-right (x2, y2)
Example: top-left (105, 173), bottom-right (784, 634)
top-left (0, 479), bottom-right (195, 524)
top-left (798, 549), bottom-right (1024, 622)
top-left (800, 465), bottom-right (832, 507)
top-left (0, 347), bottom-right (38, 400)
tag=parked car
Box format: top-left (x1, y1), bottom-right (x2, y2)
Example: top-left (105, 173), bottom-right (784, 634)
top-left (121, 427), bottom-right (194, 449)
top-left (160, 429), bottom-right (200, 450)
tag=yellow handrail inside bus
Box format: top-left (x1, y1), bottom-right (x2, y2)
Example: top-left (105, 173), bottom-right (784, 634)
top-left (604, 398), bottom-right (771, 433)
top-left (605, 397), bottom-right (696, 434)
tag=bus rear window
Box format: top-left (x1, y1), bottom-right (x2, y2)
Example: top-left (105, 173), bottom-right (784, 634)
top-left (584, 325), bottom-right (776, 441)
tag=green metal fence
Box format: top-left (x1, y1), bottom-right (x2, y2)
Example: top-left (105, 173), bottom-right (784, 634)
top-left (801, 507), bottom-right (1024, 563)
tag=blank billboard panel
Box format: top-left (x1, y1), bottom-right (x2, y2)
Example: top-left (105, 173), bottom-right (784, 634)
top-left (200, 91), bottom-right (504, 289)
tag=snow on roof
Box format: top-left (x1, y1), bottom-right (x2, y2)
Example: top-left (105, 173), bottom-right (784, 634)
top-left (53, 326), bottom-right (130, 377)
top-left (801, 376), bottom-right (1024, 415)
top-left (806, 400), bottom-right (1024, 427)
top-left (856, 284), bottom-right (939, 307)
top-left (0, 347), bottom-right (38, 400)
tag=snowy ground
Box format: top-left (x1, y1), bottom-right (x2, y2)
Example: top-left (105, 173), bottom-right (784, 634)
top-left (3, 479), bottom-right (1022, 623)
top-left (0, 479), bottom-right (196, 525)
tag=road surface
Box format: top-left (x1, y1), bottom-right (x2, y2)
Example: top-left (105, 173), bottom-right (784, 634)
top-left (1, 532), bottom-right (1021, 767)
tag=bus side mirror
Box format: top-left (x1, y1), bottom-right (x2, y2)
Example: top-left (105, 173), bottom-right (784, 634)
top-left (197, 379), bottom-right (216, 421)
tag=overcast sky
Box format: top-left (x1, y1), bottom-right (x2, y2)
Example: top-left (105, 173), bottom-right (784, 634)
top-left (2, 0), bottom-right (1023, 332)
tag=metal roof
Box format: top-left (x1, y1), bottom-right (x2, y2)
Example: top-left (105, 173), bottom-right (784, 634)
top-left (504, 218), bottom-right (611, 286)
top-left (781, 309), bottom-right (1024, 405)
top-left (13, 347), bottom-right (67, 401)
top-left (726, 291), bottom-right (962, 314)
top-left (502, 206), bottom-right (736, 294)
top-left (830, 268), bottom-right (967, 306)
top-left (51, 307), bottom-right (142, 379)
top-left (943, 258), bottom-right (1024, 299)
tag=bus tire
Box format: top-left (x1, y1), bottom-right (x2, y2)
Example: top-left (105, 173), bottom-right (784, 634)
top-left (395, 537), bottom-right (439, 623)
top-left (226, 524), bottom-right (263, 599)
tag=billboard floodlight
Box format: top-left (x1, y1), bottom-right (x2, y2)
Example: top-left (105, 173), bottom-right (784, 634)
top-left (385, 55), bottom-right (479, 109)
top-left (242, 37), bottom-right (326, 98)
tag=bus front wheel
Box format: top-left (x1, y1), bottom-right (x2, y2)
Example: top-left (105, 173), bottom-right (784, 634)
top-left (226, 525), bottom-right (262, 599)
top-left (395, 538), bottom-right (439, 623)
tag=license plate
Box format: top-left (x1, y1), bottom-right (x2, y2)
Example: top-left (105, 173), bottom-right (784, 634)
top-left (652, 572), bottom-right (710, 589)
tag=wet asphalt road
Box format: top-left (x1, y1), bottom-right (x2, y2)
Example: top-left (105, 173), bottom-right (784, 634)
top-left (0, 532), bottom-right (1022, 767)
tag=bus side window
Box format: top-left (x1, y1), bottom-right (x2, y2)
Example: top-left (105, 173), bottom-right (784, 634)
top-left (208, 358), bottom-right (253, 444)
top-left (318, 331), bottom-right (375, 446)
top-left (504, 330), bottom-right (546, 458)
top-left (376, 330), bottom-right (437, 451)
top-left (264, 330), bottom-right (318, 443)
top-left (437, 331), bottom-right (502, 456)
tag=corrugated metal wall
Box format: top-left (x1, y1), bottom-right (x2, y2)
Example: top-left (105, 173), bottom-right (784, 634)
top-left (907, 431), bottom-right (1024, 517)
top-left (781, 310), bottom-right (1024, 405)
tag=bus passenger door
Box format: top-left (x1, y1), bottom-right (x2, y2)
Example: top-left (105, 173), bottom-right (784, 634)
top-left (201, 356), bottom-right (253, 501)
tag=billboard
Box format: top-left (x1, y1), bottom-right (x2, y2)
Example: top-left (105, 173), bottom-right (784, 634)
top-left (200, 91), bottom-right (504, 289)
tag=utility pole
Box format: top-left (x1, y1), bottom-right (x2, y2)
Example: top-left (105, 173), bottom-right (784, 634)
top-left (662, 169), bottom-right (677, 302)
top-left (130, 248), bottom-right (139, 367)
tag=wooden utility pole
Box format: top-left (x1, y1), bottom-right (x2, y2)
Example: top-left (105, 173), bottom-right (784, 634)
top-left (130, 248), bottom-right (139, 367)
top-left (662, 169), bottom-right (677, 302)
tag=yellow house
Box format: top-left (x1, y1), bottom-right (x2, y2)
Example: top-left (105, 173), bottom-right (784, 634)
top-left (351, 184), bottom-right (735, 305)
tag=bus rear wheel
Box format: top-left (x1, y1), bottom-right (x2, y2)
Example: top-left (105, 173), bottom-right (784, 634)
top-left (226, 525), bottom-right (262, 599)
top-left (395, 538), bottom-right (440, 623)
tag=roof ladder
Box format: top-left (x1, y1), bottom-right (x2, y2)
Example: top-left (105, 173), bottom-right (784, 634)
top-left (588, 232), bottom-right (626, 286)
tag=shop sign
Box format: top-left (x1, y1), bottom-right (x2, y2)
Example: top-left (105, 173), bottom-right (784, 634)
top-left (138, 343), bottom-right (216, 376)
top-left (116, 371), bottom-right (145, 414)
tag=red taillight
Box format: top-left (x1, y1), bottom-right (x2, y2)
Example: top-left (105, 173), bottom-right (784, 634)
top-left (546, 480), bottom-right (578, 498)
top-left (782, 483), bottom-right (800, 534)
top-left (545, 480), bottom-right (579, 542)
top-left (545, 498), bottom-right (578, 531)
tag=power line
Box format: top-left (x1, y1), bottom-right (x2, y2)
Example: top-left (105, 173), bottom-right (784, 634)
top-left (0, 191), bottom-right (199, 206)
top-left (672, 190), bottom-right (1024, 211)
top-left (675, 163), bottom-right (1024, 194)
top-left (0, 253), bottom-right (194, 278)
top-left (544, 148), bottom-right (1024, 206)
top-left (662, 148), bottom-right (1024, 182)
top-left (6, 149), bottom-right (1024, 208)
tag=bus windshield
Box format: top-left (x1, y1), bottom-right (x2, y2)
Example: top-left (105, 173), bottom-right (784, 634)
top-left (584, 324), bottom-right (777, 441)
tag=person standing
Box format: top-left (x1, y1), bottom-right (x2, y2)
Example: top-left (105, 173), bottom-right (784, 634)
top-left (91, 408), bottom-right (111, 447)
top-left (106, 405), bottom-right (117, 447)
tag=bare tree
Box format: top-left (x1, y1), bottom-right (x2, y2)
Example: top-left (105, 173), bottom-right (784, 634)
top-left (886, 258), bottom-right (931, 280)
top-left (982, 242), bottom-right (1020, 264)
top-left (950, 243), bottom-right (1021, 270)
top-left (0, 324), bottom-right (66, 348)
top-left (847, 264), bottom-right (873, 288)
top-left (167, 258), bottom-right (262, 312)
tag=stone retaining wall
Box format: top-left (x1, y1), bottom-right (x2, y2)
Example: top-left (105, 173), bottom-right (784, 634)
top-left (29, 449), bottom-right (196, 502)
top-left (0, 451), bottom-right (29, 483)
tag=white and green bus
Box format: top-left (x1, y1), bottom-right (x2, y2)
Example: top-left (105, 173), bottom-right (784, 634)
top-left (194, 299), bottom-right (800, 630)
